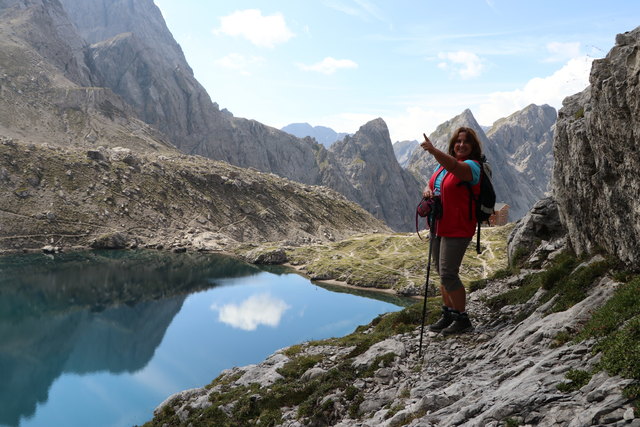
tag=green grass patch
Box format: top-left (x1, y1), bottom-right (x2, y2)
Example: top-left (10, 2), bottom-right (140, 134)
top-left (486, 253), bottom-right (614, 318)
top-left (485, 277), bottom-right (540, 311)
top-left (576, 276), bottom-right (640, 340)
top-left (283, 225), bottom-right (512, 292)
top-left (568, 276), bottom-right (640, 405)
top-left (543, 257), bottom-right (613, 313)
top-left (277, 355), bottom-right (324, 380)
top-left (556, 369), bottom-right (592, 393)
top-left (595, 316), bottom-right (640, 380)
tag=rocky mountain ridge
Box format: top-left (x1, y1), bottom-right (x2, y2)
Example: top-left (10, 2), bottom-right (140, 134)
top-left (0, 0), bottom-right (424, 232)
top-left (329, 119), bottom-right (422, 231)
top-left (56, 0), bottom-right (422, 230)
top-left (51, 0), bottom-right (551, 229)
top-left (392, 140), bottom-right (420, 168)
top-left (487, 103), bottom-right (556, 196)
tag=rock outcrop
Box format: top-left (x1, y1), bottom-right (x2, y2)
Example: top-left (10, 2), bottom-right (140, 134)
top-left (507, 196), bottom-right (567, 266)
top-left (553, 26), bottom-right (640, 266)
top-left (330, 119), bottom-right (423, 231)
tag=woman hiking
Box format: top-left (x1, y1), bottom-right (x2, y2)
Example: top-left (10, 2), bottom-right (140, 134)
top-left (420, 126), bottom-right (483, 335)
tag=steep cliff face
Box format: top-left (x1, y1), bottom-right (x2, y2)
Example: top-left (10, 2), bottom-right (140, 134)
top-left (554, 26), bottom-right (640, 265)
top-left (330, 119), bottom-right (422, 231)
top-left (59, 0), bottom-right (326, 186)
top-left (0, 0), bottom-right (93, 86)
top-left (406, 109), bottom-right (539, 220)
top-left (487, 104), bottom-right (556, 196)
top-left (0, 2), bottom-right (175, 152)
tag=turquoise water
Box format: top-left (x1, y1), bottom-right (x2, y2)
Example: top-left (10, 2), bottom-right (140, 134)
top-left (0, 251), bottom-right (412, 427)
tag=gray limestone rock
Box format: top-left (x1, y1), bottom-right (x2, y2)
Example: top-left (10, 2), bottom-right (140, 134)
top-left (553, 26), bottom-right (640, 266)
top-left (352, 338), bottom-right (406, 370)
top-left (507, 196), bottom-right (566, 265)
top-left (90, 232), bottom-right (128, 249)
top-left (234, 353), bottom-right (290, 387)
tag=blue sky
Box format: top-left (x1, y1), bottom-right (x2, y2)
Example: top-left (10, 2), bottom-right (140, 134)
top-left (154, 0), bottom-right (639, 142)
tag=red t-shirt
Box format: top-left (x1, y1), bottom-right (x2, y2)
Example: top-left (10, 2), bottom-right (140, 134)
top-left (428, 160), bottom-right (481, 238)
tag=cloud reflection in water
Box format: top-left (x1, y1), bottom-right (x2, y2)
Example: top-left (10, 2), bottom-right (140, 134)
top-left (212, 293), bottom-right (291, 331)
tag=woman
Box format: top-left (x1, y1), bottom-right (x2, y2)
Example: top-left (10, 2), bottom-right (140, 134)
top-left (420, 126), bottom-right (482, 335)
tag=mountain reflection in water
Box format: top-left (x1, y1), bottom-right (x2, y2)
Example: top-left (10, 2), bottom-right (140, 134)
top-left (0, 251), bottom-right (259, 427)
top-left (0, 250), bottom-right (411, 427)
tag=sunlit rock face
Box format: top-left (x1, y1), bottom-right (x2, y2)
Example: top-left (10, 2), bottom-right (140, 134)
top-left (553, 26), bottom-right (640, 265)
top-left (330, 118), bottom-right (423, 231)
top-left (487, 104), bottom-right (556, 197)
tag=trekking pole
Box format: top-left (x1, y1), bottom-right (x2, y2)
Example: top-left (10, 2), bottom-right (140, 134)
top-left (418, 215), bottom-right (436, 359)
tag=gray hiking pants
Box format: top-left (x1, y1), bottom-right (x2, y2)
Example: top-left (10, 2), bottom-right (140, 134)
top-left (430, 233), bottom-right (472, 292)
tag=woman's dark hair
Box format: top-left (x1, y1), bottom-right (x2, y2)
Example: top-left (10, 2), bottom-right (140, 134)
top-left (447, 127), bottom-right (482, 160)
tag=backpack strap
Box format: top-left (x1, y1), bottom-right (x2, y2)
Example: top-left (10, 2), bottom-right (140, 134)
top-left (456, 159), bottom-right (483, 254)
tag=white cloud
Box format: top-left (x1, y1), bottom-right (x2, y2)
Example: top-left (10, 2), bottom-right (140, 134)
top-left (216, 53), bottom-right (265, 76)
top-left (212, 294), bottom-right (290, 331)
top-left (297, 57), bottom-right (358, 75)
top-left (437, 51), bottom-right (485, 79)
top-left (386, 106), bottom-right (452, 142)
top-left (475, 56), bottom-right (593, 125)
top-left (378, 56), bottom-right (593, 142)
top-left (545, 41), bottom-right (582, 62)
top-left (214, 9), bottom-right (294, 48)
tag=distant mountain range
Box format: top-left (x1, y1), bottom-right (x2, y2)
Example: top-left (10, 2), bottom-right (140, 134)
top-left (0, 0), bottom-right (554, 232)
top-left (392, 140), bottom-right (420, 168)
top-left (281, 123), bottom-right (350, 148)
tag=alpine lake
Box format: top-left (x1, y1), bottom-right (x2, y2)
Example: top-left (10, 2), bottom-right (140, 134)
top-left (0, 249), bottom-right (413, 427)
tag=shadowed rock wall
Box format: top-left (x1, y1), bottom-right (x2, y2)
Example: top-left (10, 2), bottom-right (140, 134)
top-left (553, 26), bottom-right (640, 265)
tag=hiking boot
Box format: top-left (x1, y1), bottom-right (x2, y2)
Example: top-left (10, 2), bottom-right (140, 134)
top-left (428, 306), bottom-right (453, 332)
top-left (441, 312), bottom-right (473, 336)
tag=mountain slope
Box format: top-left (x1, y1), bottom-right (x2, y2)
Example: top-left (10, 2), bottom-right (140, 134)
top-left (54, 0), bottom-right (424, 232)
top-left (0, 1), bottom-right (175, 153)
top-left (487, 104), bottom-right (556, 196)
top-left (330, 119), bottom-right (423, 231)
